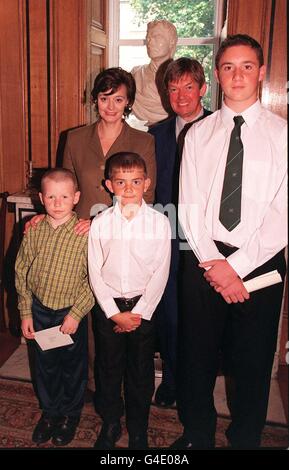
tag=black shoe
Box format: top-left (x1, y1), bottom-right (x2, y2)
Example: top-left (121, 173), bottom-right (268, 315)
top-left (170, 435), bottom-right (214, 450)
top-left (225, 428), bottom-right (259, 449)
top-left (32, 414), bottom-right (57, 444)
top-left (94, 421), bottom-right (121, 450)
top-left (170, 435), bottom-right (197, 450)
top-left (129, 433), bottom-right (148, 450)
top-left (51, 415), bottom-right (80, 447)
top-left (154, 383), bottom-right (175, 408)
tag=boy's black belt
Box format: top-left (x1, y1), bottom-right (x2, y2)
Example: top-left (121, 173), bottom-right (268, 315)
top-left (214, 240), bottom-right (238, 257)
top-left (114, 295), bottom-right (142, 312)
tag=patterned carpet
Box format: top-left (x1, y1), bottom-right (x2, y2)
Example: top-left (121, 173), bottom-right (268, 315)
top-left (0, 378), bottom-right (288, 449)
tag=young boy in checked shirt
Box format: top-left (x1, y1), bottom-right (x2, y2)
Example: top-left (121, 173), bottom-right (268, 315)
top-left (15, 168), bottom-right (94, 447)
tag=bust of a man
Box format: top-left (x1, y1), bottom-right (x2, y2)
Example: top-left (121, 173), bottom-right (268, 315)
top-left (131, 20), bottom-right (178, 126)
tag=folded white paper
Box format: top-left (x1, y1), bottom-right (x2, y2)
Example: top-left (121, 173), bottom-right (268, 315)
top-left (34, 326), bottom-right (74, 351)
top-left (243, 270), bottom-right (282, 293)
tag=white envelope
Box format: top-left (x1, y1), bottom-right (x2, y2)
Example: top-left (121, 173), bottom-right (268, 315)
top-left (34, 326), bottom-right (74, 351)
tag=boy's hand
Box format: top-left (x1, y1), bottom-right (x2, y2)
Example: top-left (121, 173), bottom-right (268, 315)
top-left (111, 312), bottom-right (141, 333)
top-left (60, 314), bottom-right (79, 335)
top-left (74, 219), bottom-right (91, 235)
top-left (24, 214), bottom-right (45, 234)
top-left (215, 278), bottom-right (250, 304)
top-left (21, 318), bottom-right (35, 339)
top-left (113, 326), bottom-right (124, 333)
top-left (199, 259), bottom-right (238, 289)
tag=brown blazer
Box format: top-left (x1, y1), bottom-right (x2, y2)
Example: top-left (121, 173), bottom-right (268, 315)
top-left (63, 121), bottom-right (156, 218)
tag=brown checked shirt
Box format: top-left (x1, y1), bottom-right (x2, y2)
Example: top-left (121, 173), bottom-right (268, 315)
top-left (15, 213), bottom-right (95, 321)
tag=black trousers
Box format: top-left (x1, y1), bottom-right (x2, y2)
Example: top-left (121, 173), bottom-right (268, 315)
top-left (177, 246), bottom-right (286, 449)
top-left (92, 303), bottom-right (155, 435)
top-left (32, 296), bottom-right (88, 418)
top-left (155, 236), bottom-right (179, 391)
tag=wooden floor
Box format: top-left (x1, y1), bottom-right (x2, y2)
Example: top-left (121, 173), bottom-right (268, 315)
top-left (0, 328), bottom-right (287, 425)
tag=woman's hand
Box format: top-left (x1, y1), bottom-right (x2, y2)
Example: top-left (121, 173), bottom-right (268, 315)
top-left (24, 214), bottom-right (45, 234)
top-left (74, 219), bottom-right (91, 235)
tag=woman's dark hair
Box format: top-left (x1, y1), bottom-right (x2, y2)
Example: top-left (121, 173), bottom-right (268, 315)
top-left (105, 152), bottom-right (147, 179)
top-left (215, 34), bottom-right (264, 69)
top-left (91, 67), bottom-right (136, 118)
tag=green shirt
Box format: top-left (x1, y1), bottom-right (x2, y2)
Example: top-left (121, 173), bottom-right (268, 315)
top-left (15, 213), bottom-right (95, 321)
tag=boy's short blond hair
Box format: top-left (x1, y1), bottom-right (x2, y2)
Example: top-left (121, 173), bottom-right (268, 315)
top-left (41, 168), bottom-right (78, 192)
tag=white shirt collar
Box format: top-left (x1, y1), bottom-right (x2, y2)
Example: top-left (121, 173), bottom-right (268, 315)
top-left (176, 107), bottom-right (204, 138)
top-left (220, 99), bottom-right (262, 129)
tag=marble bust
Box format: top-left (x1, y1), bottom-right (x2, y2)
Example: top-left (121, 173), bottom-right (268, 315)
top-left (131, 20), bottom-right (178, 126)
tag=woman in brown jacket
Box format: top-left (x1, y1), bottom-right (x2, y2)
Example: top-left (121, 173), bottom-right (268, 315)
top-left (63, 67), bottom-right (156, 220)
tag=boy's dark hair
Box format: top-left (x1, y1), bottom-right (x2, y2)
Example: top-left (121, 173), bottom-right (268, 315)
top-left (41, 168), bottom-right (78, 192)
top-left (164, 57), bottom-right (206, 90)
top-left (105, 152), bottom-right (147, 180)
top-left (91, 67), bottom-right (136, 118)
top-left (215, 34), bottom-right (264, 69)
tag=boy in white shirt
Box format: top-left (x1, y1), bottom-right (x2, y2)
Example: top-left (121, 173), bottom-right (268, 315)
top-left (174, 34), bottom-right (287, 450)
top-left (88, 152), bottom-right (171, 450)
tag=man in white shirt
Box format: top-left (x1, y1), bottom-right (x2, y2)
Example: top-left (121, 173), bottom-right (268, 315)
top-left (173, 34), bottom-right (287, 449)
top-left (88, 152), bottom-right (171, 450)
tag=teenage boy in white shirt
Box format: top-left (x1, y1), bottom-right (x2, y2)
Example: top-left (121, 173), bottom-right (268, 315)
top-left (88, 152), bottom-right (171, 450)
top-left (173, 34), bottom-right (287, 449)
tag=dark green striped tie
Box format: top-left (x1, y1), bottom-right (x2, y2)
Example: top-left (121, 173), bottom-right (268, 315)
top-left (219, 115), bottom-right (245, 231)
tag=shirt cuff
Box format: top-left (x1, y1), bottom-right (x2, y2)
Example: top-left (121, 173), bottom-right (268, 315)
top-left (131, 297), bottom-right (153, 321)
top-left (20, 311), bottom-right (33, 320)
top-left (100, 298), bottom-right (121, 319)
top-left (226, 249), bottom-right (252, 279)
top-left (19, 301), bottom-right (32, 320)
top-left (69, 307), bottom-right (85, 322)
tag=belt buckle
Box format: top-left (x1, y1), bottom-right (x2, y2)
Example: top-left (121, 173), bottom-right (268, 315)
top-left (124, 298), bottom-right (132, 309)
